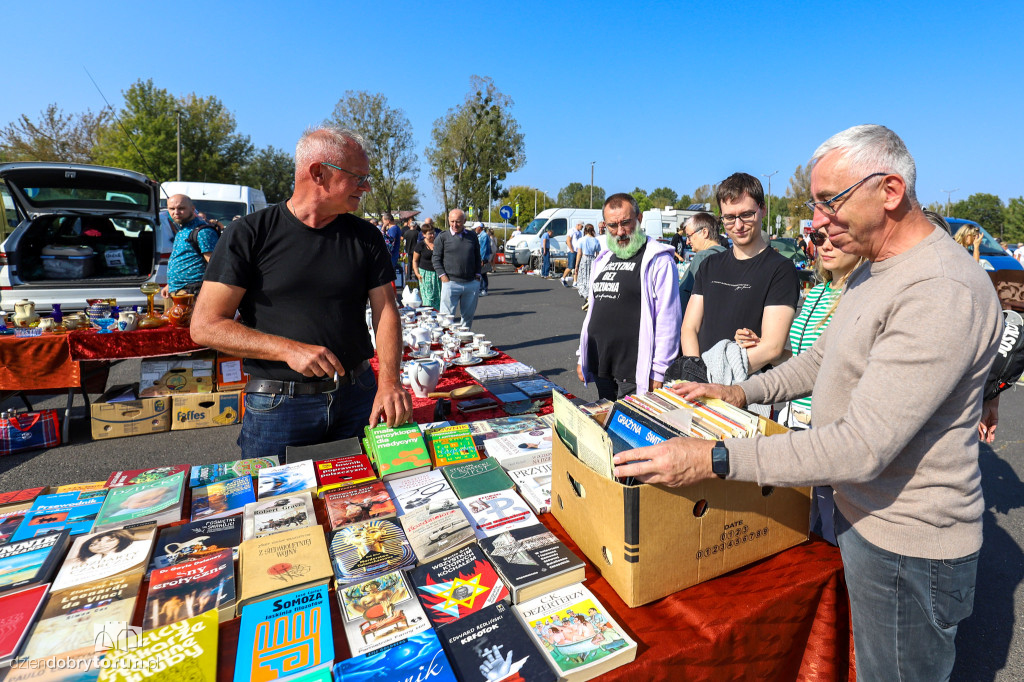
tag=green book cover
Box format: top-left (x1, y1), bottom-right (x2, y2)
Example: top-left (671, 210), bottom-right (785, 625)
top-left (93, 471), bottom-right (185, 531)
top-left (442, 458), bottom-right (515, 499)
top-left (98, 608), bottom-right (218, 681)
top-left (427, 424), bottom-right (481, 467)
top-left (366, 425), bottom-right (430, 479)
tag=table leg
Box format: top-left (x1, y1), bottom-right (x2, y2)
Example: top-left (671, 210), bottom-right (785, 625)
top-left (62, 387), bottom-right (75, 444)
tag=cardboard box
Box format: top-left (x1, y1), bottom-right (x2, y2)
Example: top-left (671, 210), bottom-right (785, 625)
top-left (550, 400), bottom-right (810, 607)
top-left (91, 386), bottom-right (171, 440)
top-left (139, 351), bottom-right (216, 397)
top-left (170, 391), bottom-right (242, 430)
top-left (215, 353), bottom-right (251, 391)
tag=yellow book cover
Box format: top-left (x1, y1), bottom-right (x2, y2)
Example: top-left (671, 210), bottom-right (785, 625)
top-left (238, 526), bottom-right (332, 609)
top-left (98, 609), bottom-right (218, 681)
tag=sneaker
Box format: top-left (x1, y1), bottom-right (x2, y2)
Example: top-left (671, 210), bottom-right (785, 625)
top-left (561, 279), bottom-right (571, 287)
top-left (480, 291), bottom-right (488, 296)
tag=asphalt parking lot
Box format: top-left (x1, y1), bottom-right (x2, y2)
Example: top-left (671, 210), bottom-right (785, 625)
top-left (1, 267), bottom-right (1022, 680)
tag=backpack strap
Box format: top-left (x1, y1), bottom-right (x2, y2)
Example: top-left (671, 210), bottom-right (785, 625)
top-left (187, 224), bottom-right (219, 254)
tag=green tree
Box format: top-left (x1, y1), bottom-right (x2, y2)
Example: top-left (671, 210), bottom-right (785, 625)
top-left (556, 182), bottom-right (605, 209)
top-left (949, 193), bottom-right (1005, 238)
top-left (237, 145), bottom-right (294, 203)
top-left (765, 195), bottom-right (793, 236)
top-left (631, 187), bottom-right (653, 213)
top-left (786, 164), bottom-right (813, 220)
top-left (426, 76), bottom-right (525, 213)
top-left (692, 184), bottom-right (718, 213)
top-left (924, 200), bottom-right (946, 215)
top-left (93, 79), bottom-right (253, 183)
top-left (648, 187), bottom-right (678, 209)
top-left (1003, 197), bottom-right (1024, 243)
top-left (390, 179), bottom-right (421, 212)
top-left (330, 90), bottom-right (418, 215)
top-left (0, 103), bottom-right (111, 163)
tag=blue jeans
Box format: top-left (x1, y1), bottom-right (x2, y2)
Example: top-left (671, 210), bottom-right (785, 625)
top-left (440, 278), bottom-right (480, 328)
top-left (238, 369), bottom-right (377, 460)
top-left (836, 511), bottom-right (978, 682)
top-left (541, 252), bottom-right (551, 277)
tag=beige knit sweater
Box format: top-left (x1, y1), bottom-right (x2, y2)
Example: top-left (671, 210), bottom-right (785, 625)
top-left (730, 228), bottom-right (1001, 559)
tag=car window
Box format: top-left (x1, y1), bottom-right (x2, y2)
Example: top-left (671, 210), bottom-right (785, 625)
top-left (547, 218), bottom-right (567, 237)
top-left (0, 185), bottom-right (16, 241)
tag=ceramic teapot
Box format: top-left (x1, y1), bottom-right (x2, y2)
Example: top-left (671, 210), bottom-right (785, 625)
top-left (410, 327), bottom-right (431, 348)
top-left (117, 310), bottom-right (139, 332)
top-left (12, 299), bottom-right (39, 328)
top-left (407, 358), bottom-right (443, 398)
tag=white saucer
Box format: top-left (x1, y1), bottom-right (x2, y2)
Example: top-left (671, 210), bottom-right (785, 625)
top-left (408, 351), bottom-right (431, 359)
top-left (452, 356), bottom-right (483, 366)
top-left (475, 350), bottom-right (500, 359)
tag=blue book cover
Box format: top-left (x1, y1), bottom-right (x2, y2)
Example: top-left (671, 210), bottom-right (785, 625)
top-left (333, 628), bottom-right (457, 682)
top-left (606, 409), bottom-right (667, 449)
top-left (10, 492), bottom-right (106, 542)
top-left (191, 475), bottom-right (256, 521)
top-left (0, 529), bottom-right (70, 592)
top-left (234, 584), bottom-right (334, 681)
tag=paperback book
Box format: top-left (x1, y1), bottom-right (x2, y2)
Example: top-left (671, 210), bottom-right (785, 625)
top-left (104, 464), bottom-right (190, 489)
top-left (257, 460), bottom-right (318, 499)
top-left (242, 492), bottom-right (316, 540)
top-left (237, 526), bottom-right (333, 611)
top-left (0, 508), bottom-right (29, 544)
top-left (50, 526), bottom-right (155, 591)
top-left (332, 628), bottom-right (457, 682)
top-left (314, 454), bottom-right (377, 495)
top-left (479, 524), bottom-right (585, 603)
top-left (98, 609), bottom-right (218, 682)
top-left (384, 469), bottom-right (458, 517)
top-left (437, 602), bottom-right (557, 682)
top-left (466, 415), bottom-right (553, 442)
top-left (149, 516), bottom-right (242, 572)
top-left (482, 428), bottom-right (554, 471)
top-left (54, 481), bottom-right (106, 494)
top-left (329, 518), bottom-right (415, 585)
top-left (322, 481), bottom-right (396, 531)
top-left (363, 424), bottom-right (431, 481)
top-left (0, 487), bottom-right (48, 509)
top-left (442, 458), bottom-right (514, 499)
top-left (0, 584), bottom-right (49, 666)
top-left (409, 543), bottom-right (510, 629)
top-left (191, 475), bottom-right (256, 521)
top-left (0, 530), bottom-right (70, 593)
top-left (336, 569), bottom-right (429, 657)
top-left (235, 584), bottom-right (334, 682)
top-left (189, 456), bottom-right (280, 487)
top-left (286, 436), bottom-right (362, 465)
top-left (511, 378), bottom-right (565, 399)
top-left (513, 584), bottom-right (637, 682)
top-left (91, 471), bottom-right (186, 532)
top-left (399, 505), bottom-right (475, 565)
top-left (507, 463), bottom-right (553, 515)
top-left (11, 492), bottom-right (107, 542)
top-left (425, 424), bottom-right (480, 468)
top-left (459, 490), bottom-right (539, 540)
top-left (145, 549), bottom-right (236, 628)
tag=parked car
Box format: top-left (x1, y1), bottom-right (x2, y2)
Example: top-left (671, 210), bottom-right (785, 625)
top-left (0, 162), bottom-right (172, 314)
top-left (945, 218), bottom-right (1023, 272)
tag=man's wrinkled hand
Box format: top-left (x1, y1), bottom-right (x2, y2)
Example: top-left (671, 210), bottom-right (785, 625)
top-left (613, 437), bottom-right (714, 487)
top-left (285, 343), bottom-right (345, 379)
top-left (369, 379), bottom-right (413, 428)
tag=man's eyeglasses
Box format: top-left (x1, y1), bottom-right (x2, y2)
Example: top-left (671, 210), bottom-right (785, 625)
top-left (684, 228), bottom-right (702, 240)
top-left (720, 210), bottom-right (759, 226)
top-left (321, 162), bottom-right (372, 187)
top-left (605, 217), bottom-right (635, 231)
top-left (809, 231), bottom-right (829, 247)
top-left (804, 172), bottom-right (887, 216)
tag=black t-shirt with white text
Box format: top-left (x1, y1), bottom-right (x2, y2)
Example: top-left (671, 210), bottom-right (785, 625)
top-left (203, 203), bottom-right (394, 382)
top-left (586, 243), bottom-right (647, 382)
top-left (692, 246), bottom-right (800, 352)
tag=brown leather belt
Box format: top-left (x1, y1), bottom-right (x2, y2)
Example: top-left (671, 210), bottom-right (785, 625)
top-left (244, 360), bottom-right (371, 396)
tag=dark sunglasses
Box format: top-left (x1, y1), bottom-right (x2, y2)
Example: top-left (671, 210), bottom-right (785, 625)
top-left (809, 232), bottom-right (829, 247)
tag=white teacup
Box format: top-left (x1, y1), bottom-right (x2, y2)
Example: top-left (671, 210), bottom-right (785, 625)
top-left (478, 341), bottom-right (493, 355)
top-left (473, 333), bottom-right (486, 346)
top-left (415, 341), bottom-right (430, 356)
top-left (459, 347), bottom-right (475, 363)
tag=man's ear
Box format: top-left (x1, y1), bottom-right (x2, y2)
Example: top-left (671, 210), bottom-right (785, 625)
top-left (880, 174), bottom-right (907, 211)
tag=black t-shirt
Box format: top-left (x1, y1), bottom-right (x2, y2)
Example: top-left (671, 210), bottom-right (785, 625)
top-left (203, 203), bottom-right (394, 382)
top-left (692, 246), bottom-right (800, 352)
top-left (403, 227), bottom-right (420, 254)
top-left (413, 240), bottom-right (435, 272)
top-left (670, 233), bottom-right (685, 256)
top-left (586, 243), bottom-right (647, 382)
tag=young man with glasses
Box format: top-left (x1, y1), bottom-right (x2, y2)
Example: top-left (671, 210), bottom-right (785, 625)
top-left (677, 212), bottom-right (726, 313)
top-left (192, 124), bottom-right (412, 460)
top-left (680, 173), bottom-right (800, 374)
top-left (616, 125), bottom-right (1001, 682)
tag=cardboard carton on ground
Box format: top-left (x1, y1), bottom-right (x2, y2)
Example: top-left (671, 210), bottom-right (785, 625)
top-left (550, 395), bottom-right (810, 607)
top-left (91, 386), bottom-right (171, 440)
top-left (215, 353), bottom-right (250, 391)
top-left (171, 391), bottom-right (242, 430)
top-left (139, 351), bottom-right (216, 397)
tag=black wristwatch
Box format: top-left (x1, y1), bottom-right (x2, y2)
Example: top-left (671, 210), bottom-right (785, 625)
top-left (711, 440), bottom-right (729, 479)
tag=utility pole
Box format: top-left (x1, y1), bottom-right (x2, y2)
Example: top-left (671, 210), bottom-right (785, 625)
top-left (534, 189), bottom-right (537, 217)
top-left (176, 110), bottom-right (183, 182)
top-left (488, 171), bottom-right (492, 225)
top-left (590, 161), bottom-right (596, 209)
top-left (941, 188), bottom-right (959, 217)
top-left (761, 170), bottom-right (778, 235)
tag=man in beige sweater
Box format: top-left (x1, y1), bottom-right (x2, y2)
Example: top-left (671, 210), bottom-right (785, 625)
top-left (613, 124), bottom-right (1001, 681)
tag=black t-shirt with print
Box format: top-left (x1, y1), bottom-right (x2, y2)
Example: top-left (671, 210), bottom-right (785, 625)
top-left (692, 245), bottom-right (800, 352)
top-left (203, 203), bottom-right (394, 382)
top-left (586, 243), bottom-right (647, 382)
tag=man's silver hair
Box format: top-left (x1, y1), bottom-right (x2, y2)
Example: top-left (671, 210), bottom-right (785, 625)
top-left (811, 124), bottom-right (917, 205)
top-left (295, 124), bottom-right (369, 175)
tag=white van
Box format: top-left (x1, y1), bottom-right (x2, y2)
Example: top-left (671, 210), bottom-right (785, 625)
top-left (159, 181), bottom-right (267, 223)
top-left (503, 208), bottom-right (604, 268)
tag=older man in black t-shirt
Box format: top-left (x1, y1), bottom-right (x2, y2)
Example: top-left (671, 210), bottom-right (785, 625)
top-left (192, 125), bottom-right (413, 459)
top-left (681, 173), bottom-right (799, 374)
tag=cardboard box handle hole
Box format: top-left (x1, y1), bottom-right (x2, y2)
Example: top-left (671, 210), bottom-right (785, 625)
top-left (557, 494), bottom-right (563, 510)
top-left (197, 401), bottom-right (216, 408)
top-left (601, 546), bottom-right (613, 566)
top-left (566, 472), bottom-right (585, 498)
top-left (693, 499), bottom-right (709, 517)
top-left (761, 486), bottom-right (775, 497)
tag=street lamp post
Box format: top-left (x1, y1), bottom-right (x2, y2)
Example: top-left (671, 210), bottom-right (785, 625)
top-left (941, 188), bottom-right (959, 217)
top-left (761, 170), bottom-right (778, 235)
top-left (175, 110), bottom-right (183, 182)
top-left (590, 161), bottom-right (596, 209)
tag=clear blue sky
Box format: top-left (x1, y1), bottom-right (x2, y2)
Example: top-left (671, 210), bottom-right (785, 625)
top-left (4, 0), bottom-right (1022, 217)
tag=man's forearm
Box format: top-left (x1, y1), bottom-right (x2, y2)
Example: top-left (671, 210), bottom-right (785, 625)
top-left (192, 317), bottom-right (297, 363)
top-left (373, 306), bottom-right (404, 383)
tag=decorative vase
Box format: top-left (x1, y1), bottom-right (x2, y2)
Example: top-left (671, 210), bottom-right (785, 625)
top-left (166, 293), bottom-right (194, 327)
top-left (407, 358), bottom-right (443, 398)
top-left (12, 299), bottom-right (39, 328)
top-left (117, 310), bottom-right (139, 332)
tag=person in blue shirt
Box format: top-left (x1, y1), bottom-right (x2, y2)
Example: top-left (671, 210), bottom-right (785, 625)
top-left (163, 194), bottom-right (219, 301)
top-left (381, 211), bottom-right (404, 276)
top-left (540, 227), bottom-right (553, 277)
top-left (474, 222), bottom-right (493, 295)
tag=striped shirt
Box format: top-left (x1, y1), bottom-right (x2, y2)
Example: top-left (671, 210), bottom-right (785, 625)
top-left (788, 282), bottom-right (840, 415)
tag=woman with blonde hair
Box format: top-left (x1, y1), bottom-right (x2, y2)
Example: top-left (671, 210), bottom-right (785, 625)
top-left (953, 224), bottom-right (983, 263)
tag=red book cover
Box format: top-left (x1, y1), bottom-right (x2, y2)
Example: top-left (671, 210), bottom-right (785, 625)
top-left (315, 454), bottom-right (377, 493)
top-left (0, 583), bottom-right (49, 664)
top-left (323, 480), bottom-right (396, 530)
top-left (145, 548), bottom-right (236, 628)
top-left (0, 487), bottom-right (48, 507)
top-left (105, 464), bottom-right (191, 488)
